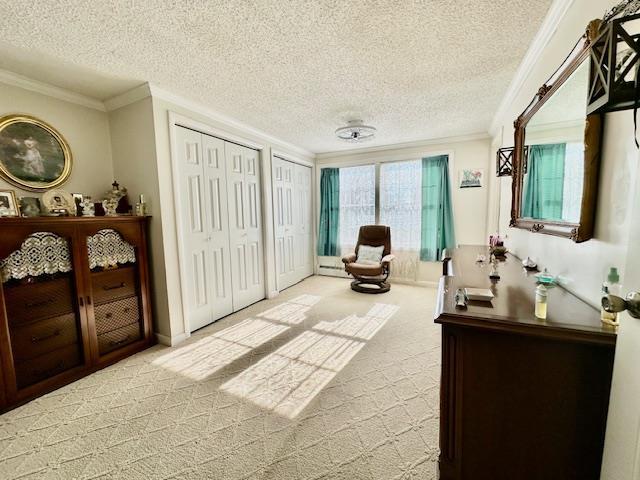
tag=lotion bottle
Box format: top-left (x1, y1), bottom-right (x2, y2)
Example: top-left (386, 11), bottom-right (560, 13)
top-left (601, 267), bottom-right (621, 326)
top-left (535, 284), bottom-right (548, 320)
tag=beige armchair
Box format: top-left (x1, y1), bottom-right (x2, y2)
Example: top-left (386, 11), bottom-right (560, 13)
top-left (341, 225), bottom-right (395, 293)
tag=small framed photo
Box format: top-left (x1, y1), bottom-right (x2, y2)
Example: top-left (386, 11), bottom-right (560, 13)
top-left (0, 190), bottom-right (20, 217)
top-left (459, 168), bottom-right (484, 188)
top-left (19, 197), bottom-right (41, 217)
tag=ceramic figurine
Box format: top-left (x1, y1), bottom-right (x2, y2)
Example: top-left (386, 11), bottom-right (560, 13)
top-left (80, 196), bottom-right (95, 217)
top-left (102, 198), bottom-right (118, 216)
top-left (455, 288), bottom-right (468, 309)
top-left (105, 181), bottom-right (127, 202)
top-left (522, 256), bottom-right (538, 270)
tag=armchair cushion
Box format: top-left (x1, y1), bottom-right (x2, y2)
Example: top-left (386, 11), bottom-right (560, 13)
top-left (345, 262), bottom-right (384, 277)
top-left (356, 245), bottom-right (384, 265)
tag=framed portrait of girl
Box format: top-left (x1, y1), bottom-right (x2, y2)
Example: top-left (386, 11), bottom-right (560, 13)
top-left (0, 114), bottom-right (72, 191)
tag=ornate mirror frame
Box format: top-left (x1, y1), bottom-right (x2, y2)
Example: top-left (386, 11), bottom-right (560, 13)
top-left (511, 21), bottom-right (604, 243)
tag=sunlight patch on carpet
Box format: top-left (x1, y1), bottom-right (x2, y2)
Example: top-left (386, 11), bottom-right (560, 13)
top-left (313, 303), bottom-right (400, 340)
top-left (152, 318), bottom-right (288, 380)
top-left (257, 294), bottom-right (322, 325)
top-left (220, 302), bottom-right (398, 418)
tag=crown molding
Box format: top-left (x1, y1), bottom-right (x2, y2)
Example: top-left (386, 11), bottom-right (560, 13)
top-left (315, 132), bottom-right (490, 160)
top-left (489, 0), bottom-right (575, 136)
top-left (0, 68), bottom-right (106, 111)
top-left (148, 84), bottom-right (315, 159)
top-left (103, 83), bottom-right (151, 111)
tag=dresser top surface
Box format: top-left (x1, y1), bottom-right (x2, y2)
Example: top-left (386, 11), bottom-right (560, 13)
top-left (435, 245), bottom-right (617, 345)
top-left (0, 216), bottom-right (149, 224)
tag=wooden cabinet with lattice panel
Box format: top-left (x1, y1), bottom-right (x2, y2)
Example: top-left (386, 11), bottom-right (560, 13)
top-left (0, 217), bottom-right (154, 411)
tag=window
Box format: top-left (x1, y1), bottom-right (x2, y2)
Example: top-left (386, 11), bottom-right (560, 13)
top-left (379, 160), bottom-right (422, 251)
top-left (339, 165), bottom-right (375, 249)
top-left (317, 156), bottom-right (455, 267)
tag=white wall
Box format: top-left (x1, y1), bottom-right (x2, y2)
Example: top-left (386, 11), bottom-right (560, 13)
top-left (316, 136), bottom-right (491, 284)
top-left (0, 81), bottom-right (114, 199)
top-left (490, 0), bottom-right (638, 308)
top-left (108, 98), bottom-right (173, 342)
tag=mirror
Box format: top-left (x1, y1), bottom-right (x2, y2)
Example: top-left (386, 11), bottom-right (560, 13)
top-left (522, 60), bottom-right (588, 223)
top-left (511, 31), bottom-right (603, 242)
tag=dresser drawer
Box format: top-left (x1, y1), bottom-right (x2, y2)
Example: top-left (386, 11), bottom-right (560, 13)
top-left (10, 313), bottom-right (79, 362)
top-left (94, 296), bottom-right (140, 335)
top-left (15, 344), bottom-right (82, 390)
top-left (97, 323), bottom-right (141, 355)
top-left (91, 267), bottom-right (137, 305)
top-left (4, 276), bottom-right (74, 325)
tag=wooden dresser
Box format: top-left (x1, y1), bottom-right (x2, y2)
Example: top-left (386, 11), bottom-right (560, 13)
top-left (0, 216), bottom-right (154, 411)
top-left (436, 245), bottom-right (616, 480)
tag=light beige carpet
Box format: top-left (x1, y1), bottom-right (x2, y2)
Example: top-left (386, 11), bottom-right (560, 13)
top-left (0, 276), bottom-right (441, 480)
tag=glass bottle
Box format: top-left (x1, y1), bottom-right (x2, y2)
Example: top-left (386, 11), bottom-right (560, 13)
top-left (535, 284), bottom-right (548, 319)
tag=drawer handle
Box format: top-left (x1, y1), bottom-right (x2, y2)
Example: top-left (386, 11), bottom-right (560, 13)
top-left (31, 329), bottom-right (61, 344)
top-left (25, 298), bottom-right (54, 308)
top-left (33, 361), bottom-right (64, 378)
top-left (109, 335), bottom-right (131, 347)
top-left (103, 282), bottom-right (126, 291)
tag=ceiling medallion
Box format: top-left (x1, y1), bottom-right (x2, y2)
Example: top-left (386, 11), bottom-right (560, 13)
top-left (335, 120), bottom-right (377, 142)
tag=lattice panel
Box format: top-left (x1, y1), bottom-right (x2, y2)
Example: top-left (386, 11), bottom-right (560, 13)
top-left (87, 229), bottom-right (136, 270)
top-left (0, 232), bottom-right (72, 283)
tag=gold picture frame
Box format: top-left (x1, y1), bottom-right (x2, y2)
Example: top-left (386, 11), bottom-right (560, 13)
top-left (0, 190), bottom-right (20, 217)
top-left (0, 114), bottom-right (72, 192)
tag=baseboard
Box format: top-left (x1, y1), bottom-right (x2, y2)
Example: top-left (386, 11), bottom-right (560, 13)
top-left (267, 290), bottom-right (279, 299)
top-left (317, 267), bottom-right (349, 278)
top-left (389, 278), bottom-right (439, 288)
top-left (155, 332), bottom-right (189, 346)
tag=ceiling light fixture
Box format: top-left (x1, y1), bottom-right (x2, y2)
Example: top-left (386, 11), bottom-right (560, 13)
top-left (335, 120), bottom-right (377, 142)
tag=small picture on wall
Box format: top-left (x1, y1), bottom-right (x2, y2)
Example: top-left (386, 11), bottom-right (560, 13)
top-left (0, 190), bottom-right (20, 217)
top-left (459, 169), bottom-right (484, 188)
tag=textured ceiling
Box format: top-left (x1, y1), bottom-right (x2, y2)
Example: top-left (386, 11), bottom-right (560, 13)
top-left (0, 0), bottom-right (553, 153)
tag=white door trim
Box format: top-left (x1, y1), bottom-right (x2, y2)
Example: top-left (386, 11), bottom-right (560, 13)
top-left (168, 110), bottom-right (270, 337)
top-left (271, 149), bottom-right (315, 168)
top-left (170, 112), bottom-right (266, 151)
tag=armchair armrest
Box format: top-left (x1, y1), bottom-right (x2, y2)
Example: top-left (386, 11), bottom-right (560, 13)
top-left (342, 253), bottom-right (357, 264)
top-left (381, 254), bottom-right (395, 265)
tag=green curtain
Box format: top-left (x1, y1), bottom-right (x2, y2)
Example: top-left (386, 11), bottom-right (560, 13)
top-left (317, 168), bottom-right (340, 256)
top-left (522, 143), bottom-right (566, 220)
top-left (420, 155), bottom-right (456, 261)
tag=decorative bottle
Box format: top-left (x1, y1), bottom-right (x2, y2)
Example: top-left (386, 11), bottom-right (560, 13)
top-left (601, 267), bottom-right (621, 326)
top-left (135, 194), bottom-right (147, 216)
top-left (535, 284), bottom-right (548, 320)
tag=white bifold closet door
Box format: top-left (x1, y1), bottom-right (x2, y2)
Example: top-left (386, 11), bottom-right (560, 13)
top-left (225, 142), bottom-right (265, 311)
top-left (272, 156), bottom-right (313, 291)
top-left (175, 126), bottom-right (264, 332)
top-left (294, 162), bottom-right (313, 280)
